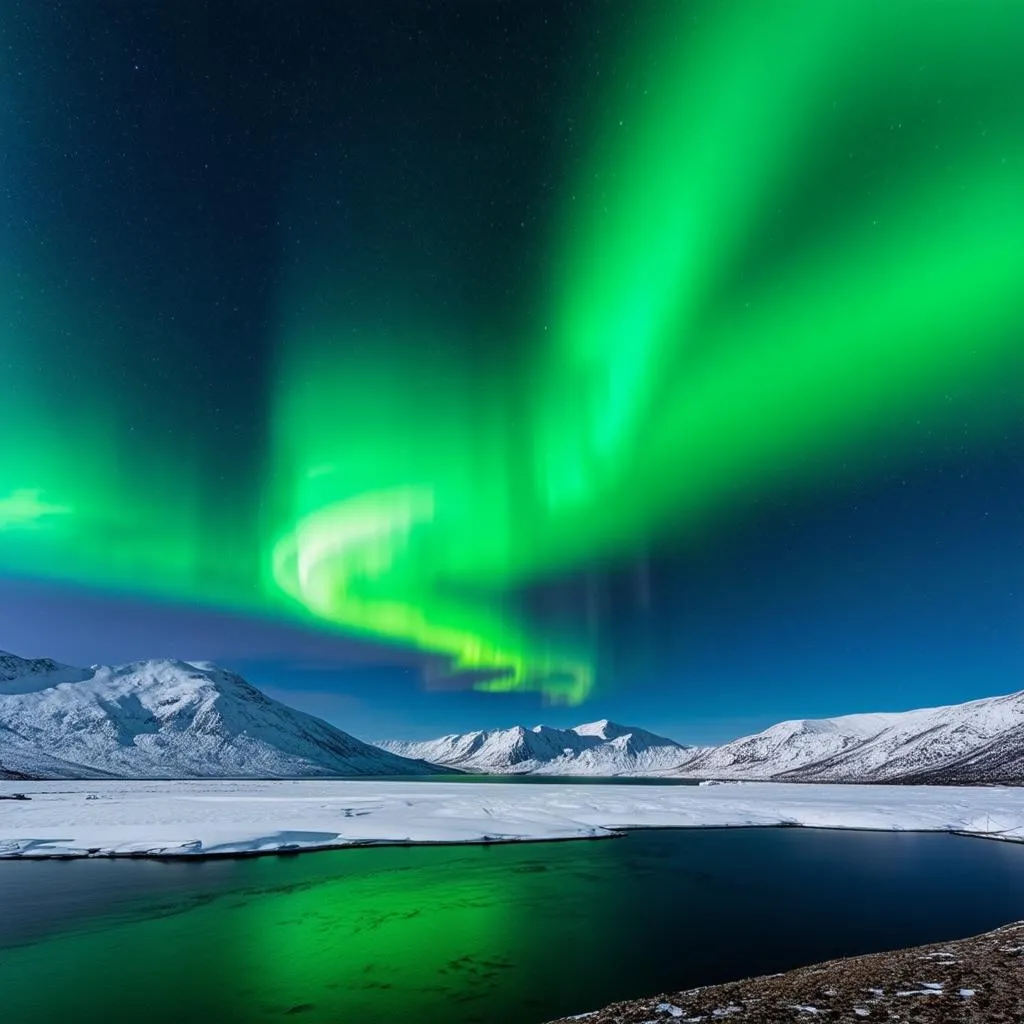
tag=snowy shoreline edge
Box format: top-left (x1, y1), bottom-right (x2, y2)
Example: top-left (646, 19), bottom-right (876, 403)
top-left (3, 778), bottom-right (1023, 860)
top-left (2, 823), bottom-right (1024, 863)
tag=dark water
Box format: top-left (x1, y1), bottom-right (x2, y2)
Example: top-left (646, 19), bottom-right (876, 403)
top-left (2, 829), bottom-right (1024, 1024)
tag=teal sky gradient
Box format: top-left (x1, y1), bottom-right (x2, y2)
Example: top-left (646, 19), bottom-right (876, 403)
top-left (1, 0), bottom-right (1021, 736)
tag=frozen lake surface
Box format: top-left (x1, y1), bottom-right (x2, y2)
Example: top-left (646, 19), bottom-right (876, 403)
top-left (2, 777), bottom-right (1022, 858)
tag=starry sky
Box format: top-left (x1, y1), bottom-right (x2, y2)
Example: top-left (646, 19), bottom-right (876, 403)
top-left (1, 0), bottom-right (1022, 745)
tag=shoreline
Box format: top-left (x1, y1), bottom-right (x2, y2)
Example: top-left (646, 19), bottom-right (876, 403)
top-left (0, 830), bottom-right (626, 862)
top-left (3, 777), bottom-right (1023, 860)
top-left (546, 919), bottom-right (1024, 1023)
top-left (4, 773), bottom-right (1020, 786)
top-left (2, 823), bottom-right (1023, 863)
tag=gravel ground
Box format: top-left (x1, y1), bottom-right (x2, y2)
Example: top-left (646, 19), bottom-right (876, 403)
top-left (547, 920), bottom-right (1024, 1023)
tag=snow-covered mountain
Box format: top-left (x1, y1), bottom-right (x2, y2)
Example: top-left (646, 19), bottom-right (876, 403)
top-left (379, 692), bottom-right (1023, 784)
top-left (378, 719), bottom-right (696, 775)
top-left (0, 652), bottom-right (447, 780)
top-left (672, 691), bottom-right (1024, 784)
top-left (5, 646), bottom-right (1019, 784)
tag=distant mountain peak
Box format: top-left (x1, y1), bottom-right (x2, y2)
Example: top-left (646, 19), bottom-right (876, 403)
top-left (0, 650), bottom-right (71, 679)
top-left (573, 718), bottom-right (611, 732)
top-left (379, 718), bottom-right (692, 776)
top-left (572, 719), bottom-right (629, 740)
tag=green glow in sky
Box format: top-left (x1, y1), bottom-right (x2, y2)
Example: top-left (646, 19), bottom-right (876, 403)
top-left (0, 489), bottom-right (71, 530)
top-left (2, 0), bottom-right (1023, 702)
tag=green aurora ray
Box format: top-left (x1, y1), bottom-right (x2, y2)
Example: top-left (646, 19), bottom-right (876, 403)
top-left (2, 0), bottom-right (1023, 702)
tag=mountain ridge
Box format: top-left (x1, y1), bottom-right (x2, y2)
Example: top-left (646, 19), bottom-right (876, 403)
top-left (0, 651), bottom-right (449, 780)
top-left (674, 689), bottom-right (1024, 784)
top-left (378, 719), bottom-right (698, 775)
top-left (3, 646), bottom-right (1020, 783)
top-left (379, 691), bottom-right (1024, 784)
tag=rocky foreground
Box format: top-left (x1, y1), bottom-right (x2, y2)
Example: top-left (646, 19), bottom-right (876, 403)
top-left (548, 920), bottom-right (1024, 1023)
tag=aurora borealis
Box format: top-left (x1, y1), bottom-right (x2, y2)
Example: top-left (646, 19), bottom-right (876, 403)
top-left (2, 0), bottom-right (1022, 717)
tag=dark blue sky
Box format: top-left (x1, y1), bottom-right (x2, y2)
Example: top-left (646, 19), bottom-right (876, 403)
top-left (2, 0), bottom-right (1022, 746)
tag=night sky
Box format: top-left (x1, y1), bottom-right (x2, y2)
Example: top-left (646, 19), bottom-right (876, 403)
top-left (2, 0), bottom-right (1022, 744)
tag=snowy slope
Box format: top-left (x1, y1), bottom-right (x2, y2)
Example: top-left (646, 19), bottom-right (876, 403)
top-left (673, 691), bottom-right (1024, 784)
top-left (378, 719), bottom-right (696, 775)
top-left (0, 652), bottom-right (91, 691)
top-left (381, 694), bottom-right (1023, 783)
top-left (0, 652), bottom-right (447, 780)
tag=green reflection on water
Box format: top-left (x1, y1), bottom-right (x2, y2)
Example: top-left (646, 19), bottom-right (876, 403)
top-left (0, 842), bottom-right (621, 1024)
top-left (7, 829), bottom-right (1024, 1024)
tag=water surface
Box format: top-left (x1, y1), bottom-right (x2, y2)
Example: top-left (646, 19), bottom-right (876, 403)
top-left (2, 828), bottom-right (1023, 1024)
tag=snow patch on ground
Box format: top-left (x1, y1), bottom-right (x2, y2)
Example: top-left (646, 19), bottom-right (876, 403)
top-left (1, 779), bottom-right (1022, 859)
